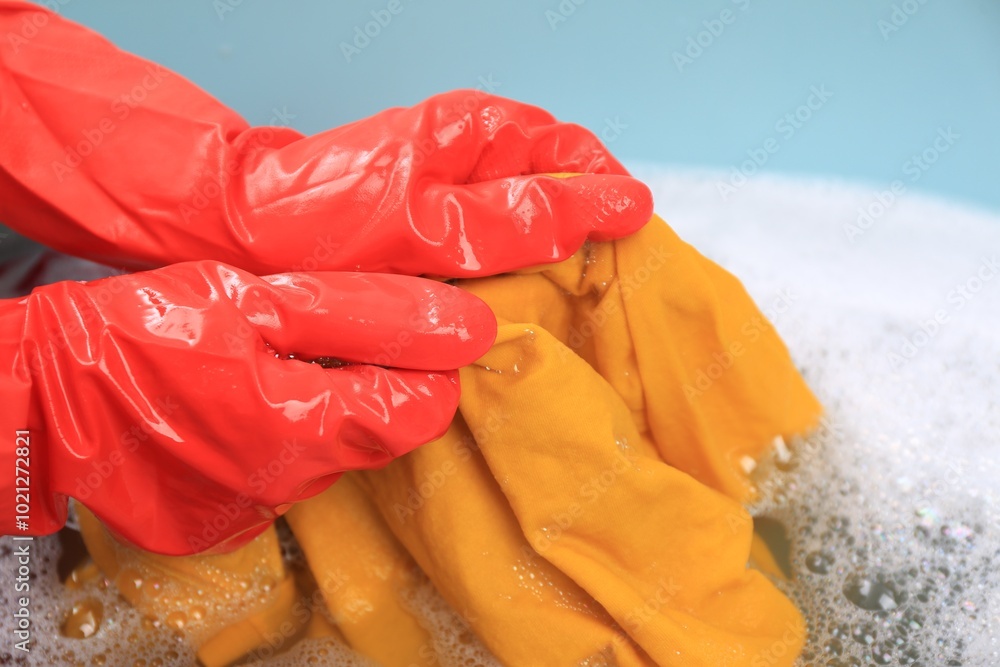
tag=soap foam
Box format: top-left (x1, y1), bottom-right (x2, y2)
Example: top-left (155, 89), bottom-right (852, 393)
top-left (2, 169), bottom-right (998, 665)
top-left (633, 166), bottom-right (1000, 666)
top-left (243, 639), bottom-right (378, 667)
top-left (0, 529), bottom-right (198, 666)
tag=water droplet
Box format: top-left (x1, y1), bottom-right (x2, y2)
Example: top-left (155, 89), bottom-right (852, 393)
top-left (806, 551), bottom-right (834, 574)
top-left (898, 646), bottom-right (921, 665)
top-left (165, 611), bottom-right (187, 630)
top-left (823, 638), bottom-right (844, 656)
top-left (851, 621), bottom-right (877, 646)
top-left (942, 523), bottom-right (974, 540)
top-left (65, 562), bottom-right (102, 590)
top-left (844, 573), bottom-right (905, 611)
top-left (145, 576), bottom-right (165, 598)
top-left (115, 568), bottom-right (144, 592)
top-left (61, 598), bottom-right (103, 639)
top-left (872, 640), bottom-right (897, 664)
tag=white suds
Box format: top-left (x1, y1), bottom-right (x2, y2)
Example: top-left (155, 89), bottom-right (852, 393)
top-left (2, 169), bottom-right (997, 665)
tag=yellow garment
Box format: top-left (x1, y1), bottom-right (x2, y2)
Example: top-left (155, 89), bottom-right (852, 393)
top-left (357, 416), bottom-right (651, 665)
top-left (74, 215), bottom-right (820, 666)
top-left (283, 475), bottom-right (435, 667)
top-left (454, 323), bottom-right (800, 664)
top-left (76, 505), bottom-right (300, 667)
top-left (461, 218), bottom-right (819, 501)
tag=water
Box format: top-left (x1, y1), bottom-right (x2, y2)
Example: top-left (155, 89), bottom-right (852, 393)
top-left (1, 170), bottom-right (998, 665)
top-left (642, 168), bottom-right (1000, 666)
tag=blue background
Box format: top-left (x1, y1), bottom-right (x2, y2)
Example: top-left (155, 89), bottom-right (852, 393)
top-left (43, 0), bottom-right (1000, 213)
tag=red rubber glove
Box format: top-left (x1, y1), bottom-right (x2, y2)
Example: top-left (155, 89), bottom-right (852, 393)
top-left (0, 261), bottom-right (496, 555)
top-left (0, 1), bottom-right (653, 277)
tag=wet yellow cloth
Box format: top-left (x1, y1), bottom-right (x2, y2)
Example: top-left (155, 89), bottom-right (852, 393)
top-left (357, 416), bottom-right (651, 665)
top-left (461, 218), bottom-right (819, 501)
top-left (283, 475), bottom-right (435, 667)
top-left (76, 505), bottom-right (300, 667)
top-left (74, 215), bottom-right (821, 666)
top-left (453, 322), bottom-right (805, 665)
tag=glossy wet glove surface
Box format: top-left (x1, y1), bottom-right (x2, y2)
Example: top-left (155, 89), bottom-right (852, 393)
top-left (0, 1), bottom-right (652, 278)
top-left (0, 261), bottom-right (496, 555)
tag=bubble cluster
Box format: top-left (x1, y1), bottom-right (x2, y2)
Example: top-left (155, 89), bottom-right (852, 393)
top-left (3, 171), bottom-right (998, 665)
top-left (737, 266), bottom-right (1000, 667)
top-left (243, 638), bottom-right (378, 667)
top-left (398, 579), bottom-right (503, 667)
top-left (749, 410), bottom-right (999, 666)
top-left (0, 534), bottom-right (198, 666)
top-left (637, 168), bottom-right (1000, 667)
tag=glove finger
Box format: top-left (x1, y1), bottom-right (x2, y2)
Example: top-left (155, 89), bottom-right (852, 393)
top-left (248, 356), bottom-right (461, 504)
top-left (233, 271), bottom-right (496, 370)
top-left (407, 91), bottom-right (629, 182)
top-left (414, 173), bottom-right (653, 278)
top-left (468, 120), bottom-right (631, 183)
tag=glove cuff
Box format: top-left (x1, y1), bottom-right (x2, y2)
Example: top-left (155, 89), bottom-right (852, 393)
top-left (0, 294), bottom-right (65, 537)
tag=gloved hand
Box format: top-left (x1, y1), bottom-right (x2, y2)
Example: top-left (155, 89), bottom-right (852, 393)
top-left (0, 260), bottom-right (496, 555)
top-left (0, 1), bottom-right (653, 277)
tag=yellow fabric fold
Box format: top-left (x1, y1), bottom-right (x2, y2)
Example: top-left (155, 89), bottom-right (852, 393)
top-left (284, 475), bottom-right (434, 667)
top-left (460, 217), bottom-right (821, 501)
top-left (457, 323), bottom-right (805, 665)
top-left (357, 418), bottom-right (655, 666)
top-left (71, 214), bottom-right (821, 666)
top-left (76, 505), bottom-right (298, 667)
